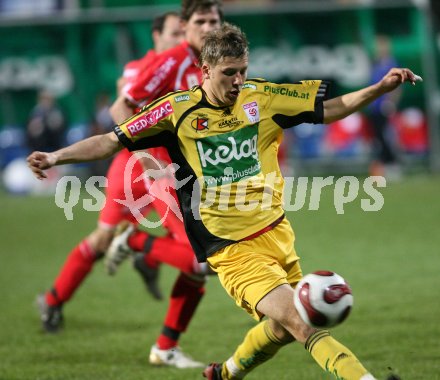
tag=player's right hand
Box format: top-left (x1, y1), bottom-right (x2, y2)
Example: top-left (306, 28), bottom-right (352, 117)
top-left (27, 151), bottom-right (57, 180)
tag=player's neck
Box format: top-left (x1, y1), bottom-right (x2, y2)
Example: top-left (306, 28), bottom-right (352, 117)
top-left (202, 84), bottom-right (231, 107)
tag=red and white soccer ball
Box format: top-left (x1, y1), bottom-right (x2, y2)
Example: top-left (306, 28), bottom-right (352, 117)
top-left (294, 271), bottom-right (353, 328)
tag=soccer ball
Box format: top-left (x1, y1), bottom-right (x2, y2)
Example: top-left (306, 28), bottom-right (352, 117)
top-left (293, 270), bottom-right (353, 328)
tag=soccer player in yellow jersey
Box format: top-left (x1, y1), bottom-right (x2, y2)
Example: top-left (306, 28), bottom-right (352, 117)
top-left (28, 23), bottom-right (419, 380)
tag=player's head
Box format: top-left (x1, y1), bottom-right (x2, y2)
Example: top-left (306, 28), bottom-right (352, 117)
top-left (181, 0), bottom-right (223, 55)
top-left (200, 23), bottom-right (248, 107)
top-left (152, 11), bottom-right (184, 53)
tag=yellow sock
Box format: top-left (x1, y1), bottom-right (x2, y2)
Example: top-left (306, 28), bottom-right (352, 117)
top-left (305, 330), bottom-right (374, 380)
top-left (222, 320), bottom-right (291, 379)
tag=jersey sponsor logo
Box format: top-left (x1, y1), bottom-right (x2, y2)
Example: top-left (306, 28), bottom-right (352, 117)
top-left (192, 117), bottom-right (209, 131)
top-left (243, 101), bottom-right (260, 123)
top-left (263, 85), bottom-right (310, 99)
top-left (126, 101), bottom-right (173, 136)
top-left (242, 83), bottom-right (257, 90)
top-left (196, 124), bottom-right (261, 187)
top-left (218, 116), bottom-right (243, 129)
top-left (145, 57), bottom-right (177, 93)
top-left (174, 94), bottom-right (190, 103)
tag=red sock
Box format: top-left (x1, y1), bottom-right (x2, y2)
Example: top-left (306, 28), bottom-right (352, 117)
top-left (127, 230), bottom-right (149, 251)
top-left (128, 230), bottom-right (161, 269)
top-left (156, 329), bottom-right (179, 350)
top-left (46, 239), bottom-right (98, 306)
top-left (156, 273), bottom-right (205, 350)
top-left (145, 237), bottom-right (196, 274)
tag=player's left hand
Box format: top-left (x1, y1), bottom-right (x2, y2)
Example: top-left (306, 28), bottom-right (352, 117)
top-left (27, 151), bottom-right (57, 180)
top-left (380, 68), bottom-right (422, 92)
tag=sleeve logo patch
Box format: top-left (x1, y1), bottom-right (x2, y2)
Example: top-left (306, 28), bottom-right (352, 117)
top-left (127, 101), bottom-right (173, 136)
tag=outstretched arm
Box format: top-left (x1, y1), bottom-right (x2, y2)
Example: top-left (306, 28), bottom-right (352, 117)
top-left (323, 68), bottom-right (420, 124)
top-left (27, 132), bottom-right (123, 180)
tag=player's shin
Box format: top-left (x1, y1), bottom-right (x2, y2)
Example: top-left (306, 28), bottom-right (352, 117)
top-left (305, 330), bottom-right (374, 380)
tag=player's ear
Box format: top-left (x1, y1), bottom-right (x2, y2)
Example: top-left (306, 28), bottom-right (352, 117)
top-left (180, 19), bottom-right (187, 34)
top-left (152, 30), bottom-right (160, 47)
top-left (201, 63), bottom-right (211, 79)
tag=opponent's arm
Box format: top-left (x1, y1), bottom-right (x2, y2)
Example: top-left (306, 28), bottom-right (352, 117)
top-left (109, 95), bottom-right (137, 124)
top-left (27, 132), bottom-right (123, 180)
top-left (111, 54), bottom-right (173, 125)
top-left (323, 68), bottom-right (419, 124)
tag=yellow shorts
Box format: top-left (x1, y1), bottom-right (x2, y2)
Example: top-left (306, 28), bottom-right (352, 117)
top-left (207, 218), bottom-right (302, 321)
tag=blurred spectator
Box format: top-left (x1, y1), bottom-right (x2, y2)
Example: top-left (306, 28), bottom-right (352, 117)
top-left (325, 112), bottom-right (372, 158)
top-left (366, 35), bottom-right (402, 179)
top-left (92, 92), bottom-right (114, 134)
top-left (26, 90), bottom-right (66, 152)
top-left (88, 92), bottom-right (114, 176)
top-left (391, 108), bottom-right (429, 156)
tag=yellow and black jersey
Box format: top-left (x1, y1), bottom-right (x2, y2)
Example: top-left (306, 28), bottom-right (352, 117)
top-left (114, 79), bottom-right (329, 262)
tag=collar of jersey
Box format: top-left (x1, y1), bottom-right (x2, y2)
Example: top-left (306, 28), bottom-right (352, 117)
top-left (197, 86), bottom-right (234, 111)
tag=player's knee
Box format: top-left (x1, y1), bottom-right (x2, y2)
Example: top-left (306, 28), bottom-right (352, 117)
top-left (87, 228), bottom-right (114, 253)
top-left (274, 304), bottom-right (314, 344)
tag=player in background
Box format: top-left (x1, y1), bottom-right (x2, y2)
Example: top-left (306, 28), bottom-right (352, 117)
top-left (104, 0), bottom-right (222, 367)
top-left (35, 10), bottom-right (210, 369)
top-left (116, 11), bottom-right (183, 95)
top-left (27, 23), bottom-right (416, 380)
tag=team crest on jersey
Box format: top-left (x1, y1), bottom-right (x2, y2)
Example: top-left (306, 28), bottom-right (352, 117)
top-left (243, 101), bottom-right (260, 123)
top-left (192, 117), bottom-right (209, 131)
top-left (126, 101), bottom-right (173, 136)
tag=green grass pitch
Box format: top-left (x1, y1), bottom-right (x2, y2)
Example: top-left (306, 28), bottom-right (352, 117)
top-left (0, 175), bottom-right (439, 379)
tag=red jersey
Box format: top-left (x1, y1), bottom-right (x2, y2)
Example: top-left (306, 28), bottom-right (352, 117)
top-left (123, 41), bottom-right (201, 108)
top-left (122, 50), bottom-right (157, 93)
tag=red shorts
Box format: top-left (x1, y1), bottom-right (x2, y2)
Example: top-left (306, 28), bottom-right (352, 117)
top-left (99, 149), bottom-right (151, 229)
top-left (99, 149), bottom-right (188, 245)
top-left (146, 175), bottom-right (190, 245)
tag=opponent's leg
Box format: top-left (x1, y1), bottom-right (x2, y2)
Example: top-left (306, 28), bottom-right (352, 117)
top-left (37, 227), bottom-right (112, 333)
top-left (37, 150), bottom-right (154, 332)
top-left (149, 273), bottom-right (206, 368)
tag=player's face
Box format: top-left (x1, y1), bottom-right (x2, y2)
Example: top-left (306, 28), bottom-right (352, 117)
top-left (203, 56), bottom-right (248, 107)
top-left (156, 15), bottom-right (184, 53)
top-left (183, 7), bottom-right (222, 54)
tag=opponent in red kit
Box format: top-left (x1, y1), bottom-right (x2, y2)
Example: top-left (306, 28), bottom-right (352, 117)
top-left (36, 3), bottom-right (222, 368)
top-left (107, 1), bottom-right (222, 366)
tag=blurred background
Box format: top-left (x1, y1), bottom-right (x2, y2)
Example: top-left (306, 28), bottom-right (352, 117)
top-left (1, 0), bottom-right (440, 193)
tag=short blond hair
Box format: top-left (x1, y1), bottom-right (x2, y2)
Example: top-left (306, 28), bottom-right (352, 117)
top-left (200, 23), bottom-right (248, 66)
